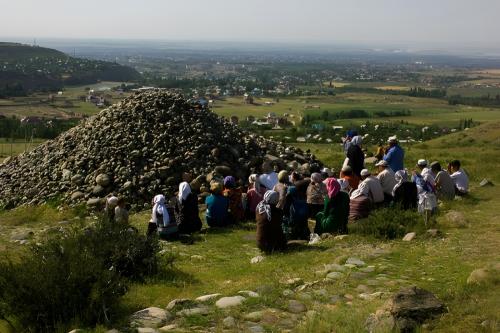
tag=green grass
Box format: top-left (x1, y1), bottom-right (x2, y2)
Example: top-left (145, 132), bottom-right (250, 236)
top-left (0, 139), bottom-right (44, 162)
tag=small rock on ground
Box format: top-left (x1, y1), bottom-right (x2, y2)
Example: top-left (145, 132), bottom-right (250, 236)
top-left (195, 293), bottom-right (222, 302)
top-left (288, 300), bottom-right (307, 313)
top-left (130, 307), bottom-right (170, 328)
top-left (244, 311), bottom-right (264, 322)
top-left (238, 290), bottom-right (259, 298)
top-left (222, 316), bottom-right (236, 328)
top-left (346, 257), bottom-right (366, 267)
top-left (326, 271), bottom-right (344, 280)
top-left (251, 255), bottom-right (265, 264)
top-left (402, 232), bottom-right (416, 241)
top-left (158, 324), bottom-right (178, 332)
top-left (166, 298), bottom-right (192, 310)
top-left (215, 296), bottom-right (246, 309)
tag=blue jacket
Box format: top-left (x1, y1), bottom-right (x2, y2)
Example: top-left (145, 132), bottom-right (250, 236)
top-left (383, 145), bottom-right (405, 172)
top-left (205, 194), bottom-right (229, 226)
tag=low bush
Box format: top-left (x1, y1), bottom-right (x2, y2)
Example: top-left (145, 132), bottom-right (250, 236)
top-left (0, 217), bottom-right (163, 332)
top-left (349, 207), bottom-right (424, 240)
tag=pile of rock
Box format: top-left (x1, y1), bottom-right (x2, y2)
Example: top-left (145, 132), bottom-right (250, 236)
top-left (0, 90), bottom-right (321, 209)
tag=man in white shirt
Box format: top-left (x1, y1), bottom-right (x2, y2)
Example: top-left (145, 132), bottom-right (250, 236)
top-left (448, 160), bottom-right (469, 195)
top-left (417, 159), bottom-right (435, 187)
top-left (375, 160), bottom-right (397, 202)
top-left (353, 169), bottom-right (384, 204)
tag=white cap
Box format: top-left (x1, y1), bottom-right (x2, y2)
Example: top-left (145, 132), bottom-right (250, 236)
top-left (321, 167), bottom-right (333, 176)
top-left (417, 159), bottom-right (428, 167)
top-left (360, 169), bottom-right (371, 177)
top-left (107, 196), bottom-right (119, 206)
top-left (375, 160), bottom-right (388, 167)
top-left (388, 135), bottom-right (397, 143)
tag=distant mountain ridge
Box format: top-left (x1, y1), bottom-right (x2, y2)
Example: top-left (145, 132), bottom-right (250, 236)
top-left (0, 42), bottom-right (141, 96)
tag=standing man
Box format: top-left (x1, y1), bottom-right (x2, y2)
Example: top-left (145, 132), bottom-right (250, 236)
top-left (383, 136), bottom-right (405, 172)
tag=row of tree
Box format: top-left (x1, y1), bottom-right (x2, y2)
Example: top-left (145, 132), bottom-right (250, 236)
top-left (0, 116), bottom-right (78, 139)
top-left (448, 94), bottom-right (500, 107)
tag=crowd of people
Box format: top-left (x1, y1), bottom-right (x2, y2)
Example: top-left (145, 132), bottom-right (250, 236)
top-left (104, 132), bottom-right (470, 253)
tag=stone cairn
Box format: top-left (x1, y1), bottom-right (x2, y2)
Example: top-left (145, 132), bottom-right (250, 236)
top-left (0, 90), bottom-right (322, 210)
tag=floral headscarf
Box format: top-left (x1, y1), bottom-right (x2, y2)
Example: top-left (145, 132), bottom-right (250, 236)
top-left (326, 177), bottom-right (341, 198)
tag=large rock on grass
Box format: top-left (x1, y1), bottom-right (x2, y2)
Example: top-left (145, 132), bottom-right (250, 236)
top-left (388, 286), bottom-right (446, 331)
top-left (130, 307), bottom-right (171, 328)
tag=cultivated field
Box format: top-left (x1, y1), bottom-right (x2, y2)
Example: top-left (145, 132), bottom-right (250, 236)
top-left (214, 93), bottom-right (500, 127)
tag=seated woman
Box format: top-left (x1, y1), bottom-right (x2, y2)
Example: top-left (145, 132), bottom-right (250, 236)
top-left (105, 196), bottom-right (119, 221)
top-left (223, 176), bottom-right (245, 223)
top-left (273, 170), bottom-right (290, 210)
top-left (148, 194), bottom-right (178, 238)
top-left (392, 170), bottom-right (418, 210)
top-left (255, 190), bottom-right (287, 253)
top-left (205, 182), bottom-right (230, 227)
top-left (315, 178), bottom-right (350, 234)
top-left (114, 197), bottom-right (129, 225)
top-left (175, 182), bottom-right (202, 234)
top-left (349, 182), bottom-right (372, 222)
top-left (307, 173), bottom-right (328, 218)
top-left (246, 174), bottom-right (266, 219)
top-left (283, 179), bottom-right (310, 240)
top-left (413, 170), bottom-right (437, 225)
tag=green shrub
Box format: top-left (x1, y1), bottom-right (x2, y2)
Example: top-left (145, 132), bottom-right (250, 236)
top-left (349, 207), bottom-right (423, 240)
top-left (0, 217), bottom-right (162, 332)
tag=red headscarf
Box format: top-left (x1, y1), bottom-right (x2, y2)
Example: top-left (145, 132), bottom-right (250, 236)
top-left (326, 177), bottom-right (341, 199)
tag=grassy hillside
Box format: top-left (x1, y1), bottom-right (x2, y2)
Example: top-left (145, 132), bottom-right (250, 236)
top-left (0, 122), bottom-right (498, 332)
top-left (0, 42), bottom-right (141, 95)
top-left (0, 42), bottom-right (65, 61)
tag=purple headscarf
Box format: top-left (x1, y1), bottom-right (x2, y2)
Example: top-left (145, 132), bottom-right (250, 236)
top-left (223, 176), bottom-right (236, 188)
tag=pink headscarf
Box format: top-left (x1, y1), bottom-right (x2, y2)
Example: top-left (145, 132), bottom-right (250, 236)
top-left (326, 177), bottom-right (341, 199)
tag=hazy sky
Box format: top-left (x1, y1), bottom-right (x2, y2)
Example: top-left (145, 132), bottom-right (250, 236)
top-left (2, 0), bottom-right (499, 46)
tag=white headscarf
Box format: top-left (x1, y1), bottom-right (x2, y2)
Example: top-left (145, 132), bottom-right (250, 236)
top-left (151, 194), bottom-right (170, 227)
top-left (256, 190), bottom-right (279, 221)
top-left (350, 181), bottom-right (369, 200)
top-left (392, 169), bottom-right (408, 197)
top-left (178, 182), bottom-right (191, 202)
top-left (351, 135), bottom-right (363, 147)
top-left (337, 178), bottom-right (350, 192)
top-left (249, 174), bottom-right (261, 192)
top-left (106, 196), bottom-right (119, 209)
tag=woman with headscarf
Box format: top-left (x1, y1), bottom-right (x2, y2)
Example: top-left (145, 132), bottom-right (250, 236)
top-left (148, 194), bottom-right (178, 238)
top-left (255, 190), bottom-right (287, 253)
top-left (246, 174), bottom-right (266, 219)
top-left (307, 172), bottom-right (328, 218)
top-left (105, 196), bottom-right (119, 221)
top-left (223, 176), bottom-right (244, 223)
top-left (273, 170), bottom-right (290, 210)
top-left (175, 182), bottom-right (202, 234)
top-left (205, 182), bottom-right (230, 227)
top-left (345, 135), bottom-right (365, 177)
top-left (283, 179), bottom-right (310, 240)
top-left (348, 182), bottom-right (372, 222)
top-left (392, 170), bottom-right (418, 210)
top-left (413, 167), bottom-right (437, 224)
top-left (314, 178), bottom-right (350, 234)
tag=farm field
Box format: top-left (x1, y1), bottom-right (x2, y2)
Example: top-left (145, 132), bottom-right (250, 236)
top-left (0, 81), bottom-right (130, 118)
top-left (0, 138), bottom-right (44, 162)
top-left (0, 123), bottom-right (499, 332)
top-left (214, 93), bottom-right (500, 127)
